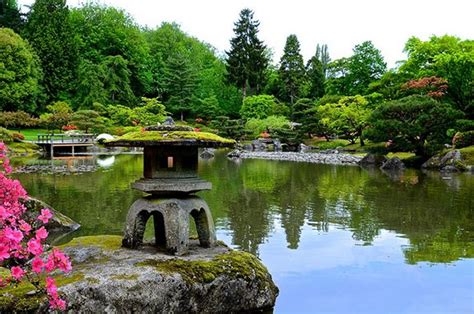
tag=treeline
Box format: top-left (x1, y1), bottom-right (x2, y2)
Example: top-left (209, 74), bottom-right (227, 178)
top-left (0, 0), bottom-right (241, 117)
top-left (0, 1), bottom-right (473, 157)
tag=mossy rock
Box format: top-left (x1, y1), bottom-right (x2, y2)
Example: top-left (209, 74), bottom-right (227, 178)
top-left (0, 271), bottom-right (84, 312)
top-left (136, 250), bottom-right (271, 287)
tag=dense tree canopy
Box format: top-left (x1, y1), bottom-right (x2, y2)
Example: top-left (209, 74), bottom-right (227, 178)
top-left (326, 41), bottom-right (386, 96)
top-left (24, 0), bottom-right (78, 104)
top-left (0, 28), bottom-right (42, 112)
top-left (0, 0), bottom-right (23, 32)
top-left (400, 35), bottom-right (473, 116)
top-left (70, 4), bottom-right (151, 107)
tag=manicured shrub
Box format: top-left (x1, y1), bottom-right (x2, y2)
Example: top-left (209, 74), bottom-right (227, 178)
top-left (245, 115), bottom-right (290, 138)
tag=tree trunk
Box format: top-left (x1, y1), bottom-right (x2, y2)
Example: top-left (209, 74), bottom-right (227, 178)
top-left (242, 84), bottom-right (247, 98)
top-left (360, 131), bottom-right (365, 147)
top-left (180, 111), bottom-right (184, 122)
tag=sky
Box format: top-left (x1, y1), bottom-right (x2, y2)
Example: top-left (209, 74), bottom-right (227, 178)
top-left (18, 0), bottom-right (474, 68)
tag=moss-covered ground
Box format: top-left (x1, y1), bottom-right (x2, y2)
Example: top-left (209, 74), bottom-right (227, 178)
top-left (58, 235), bottom-right (123, 251)
top-left (136, 250), bottom-right (270, 286)
top-left (0, 269), bottom-right (84, 312)
top-left (459, 146), bottom-right (474, 165)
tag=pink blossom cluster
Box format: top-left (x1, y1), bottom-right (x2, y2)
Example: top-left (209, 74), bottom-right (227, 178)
top-left (0, 142), bottom-right (71, 310)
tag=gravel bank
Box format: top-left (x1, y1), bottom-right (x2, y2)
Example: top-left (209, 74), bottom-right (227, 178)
top-left (234, 151), bottom-right (363, 165)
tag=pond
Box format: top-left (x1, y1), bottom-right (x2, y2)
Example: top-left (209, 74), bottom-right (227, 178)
top-left (12, 151), bottom-right (474, 313)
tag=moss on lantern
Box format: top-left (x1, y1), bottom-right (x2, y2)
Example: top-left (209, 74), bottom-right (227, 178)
top-left (105, 131), bottom-right (235, 146)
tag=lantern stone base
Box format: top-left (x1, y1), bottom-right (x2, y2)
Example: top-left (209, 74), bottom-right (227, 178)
top-left (122, 196), bottom-right (216, 255)
top-left (4, 236), bottom-right (278, 313)
top-left (132, 178), bottom-right (211, 195)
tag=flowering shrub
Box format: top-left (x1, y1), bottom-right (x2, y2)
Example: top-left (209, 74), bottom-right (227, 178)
top-left (62, 125), bottom-right (78, 131)
top-left (11, 132), bottom-right (25, 142)
top-left (0, 142), bottom-right (71, 310)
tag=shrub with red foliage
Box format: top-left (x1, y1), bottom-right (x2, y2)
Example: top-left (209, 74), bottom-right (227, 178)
top-left (401, 76), bottom-right (448, 99)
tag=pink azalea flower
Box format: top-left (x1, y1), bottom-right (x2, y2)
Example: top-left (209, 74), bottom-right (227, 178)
top-left (27, 238), bottom-right (43, 256)
top-left (19, 221), bottom-right (32, 234)
top-left (0, 205), bottom-right (9, 220)
top-left (11, 266), bottom-right (25, 280)
top-left (38, 208), bottom-right (53, 224)
top-left (4, 228), bottom-right (23, 243)
top-left (35, 226), bottom-right (48, 240)
top-left (47, 248), bottom-right (72, 273)
top-left (32, 257), bottom-right (45, 273)
top-left (45, 277), bottom-right (57, 295)
top-left (0, 245), bottom-right (10, 261)
top-left (56, 299), bottom-right (66, 311)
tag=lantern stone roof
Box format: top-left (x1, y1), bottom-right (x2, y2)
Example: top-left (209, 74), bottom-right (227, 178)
top-left (105, 127), bottom-right (235, 148)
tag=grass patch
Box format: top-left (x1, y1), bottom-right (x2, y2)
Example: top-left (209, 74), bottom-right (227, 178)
top-left (16, 129), bottom-right (52, 141)
top-left (386, 152), bottom-right (416, 160)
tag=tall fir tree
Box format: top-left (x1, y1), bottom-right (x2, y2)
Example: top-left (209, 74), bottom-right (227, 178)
top-left (24, 0), bottom-right (78, 104)
top-left (225, 8), bottom-right (268, 97)
top-left (100, 55), bottom-right (135, 106)
top-left (0, 0), bottom-right (23, 32)
top-left (278, 34), bottom-right (306, 106)
top-left (306, 54), bottom-right (325, 99)
top-left (163, 53), bottom-right (197, 121)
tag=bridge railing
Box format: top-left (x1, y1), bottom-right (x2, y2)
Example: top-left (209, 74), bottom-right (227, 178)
top-left (36, 134), bottom-right (96, 144)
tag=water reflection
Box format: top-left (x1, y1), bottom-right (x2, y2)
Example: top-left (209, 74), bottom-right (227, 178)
top-left (11, 151), bottom-right (474, 313)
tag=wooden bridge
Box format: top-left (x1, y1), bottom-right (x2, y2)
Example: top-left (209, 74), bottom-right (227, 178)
top-left (35, 134), bottom-right (96, 157)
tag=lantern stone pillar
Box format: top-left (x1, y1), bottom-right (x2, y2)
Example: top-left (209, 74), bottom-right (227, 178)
top-left (105, 124), bottom-right (234, 255)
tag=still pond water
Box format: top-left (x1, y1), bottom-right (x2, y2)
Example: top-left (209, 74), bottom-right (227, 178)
top-left (13, 152), bottom-right (474, 313)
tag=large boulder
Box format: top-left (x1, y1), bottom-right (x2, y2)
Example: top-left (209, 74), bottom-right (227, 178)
top-left (252, 140), bottom-right (267, 151)
top-left (358, 154), bottom-right (388, 167)
top-left (199, 148), bottom-right (215, 159)
top-left (1, 236), bottom-right (278, 313)
top-left (380, 157), bottom-right (405, 171)
top-left (21, 197), bottom-right (80, 242)
top-left (227, 149), bottom-right (242, 158)
top-left (422, 150), bottom-right (466, 172)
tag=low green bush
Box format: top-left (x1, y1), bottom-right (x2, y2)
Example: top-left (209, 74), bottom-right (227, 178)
top-left (245, 115), bottom-right (290, 138)
top-left (314, 139), bottom-right (348, 150)
top-left (0, 127), bottom-right (14, 143)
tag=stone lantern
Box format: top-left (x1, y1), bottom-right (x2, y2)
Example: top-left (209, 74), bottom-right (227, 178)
top-left (105, 124), bottom-right (235, 255)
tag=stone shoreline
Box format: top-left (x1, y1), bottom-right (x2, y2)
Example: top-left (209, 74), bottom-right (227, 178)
top-left (234, 151), bottom-right (363, 165)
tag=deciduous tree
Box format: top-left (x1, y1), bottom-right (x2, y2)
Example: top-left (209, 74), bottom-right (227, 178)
top-left (24, 0), bottom-right (78, 103)
top-left (0, 28), bottom-right (42, 112)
